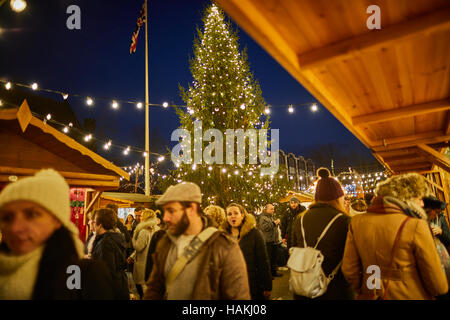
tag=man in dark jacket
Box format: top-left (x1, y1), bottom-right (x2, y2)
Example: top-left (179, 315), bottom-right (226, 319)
top-left (258, 204), bottom-right (282, 277)
top-left (91, 208), bottom-right (129, 300)
top-left (281, 197), bottom-right (306, 248)
top-left (131, 205), bottom-right (145, 238)
top-left (106, 203), bottom-right (130, 244)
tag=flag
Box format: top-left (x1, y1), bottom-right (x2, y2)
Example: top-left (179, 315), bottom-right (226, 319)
top-left (130, 2), bottom-right (146, 54)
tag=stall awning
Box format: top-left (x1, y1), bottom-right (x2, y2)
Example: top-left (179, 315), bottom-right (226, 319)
top-left (0, 100), bottom-right (129, 190)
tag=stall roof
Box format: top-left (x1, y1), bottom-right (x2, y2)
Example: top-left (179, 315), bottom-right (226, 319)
top-left (101, 192), bottom-right (159, 204)
top-left (279, 191), bottom-right (314, 203)
top-left (217, 0), bottom-right (450, 174)
top-left (0, 100), bottom-right (129, 190)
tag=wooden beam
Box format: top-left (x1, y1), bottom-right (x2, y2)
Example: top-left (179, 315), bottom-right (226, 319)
top-left (0, 166), bottom-right (118, 182)
top-left (85, 191), bottom-right (102, 214)
top-left (372, 135), bottom-right (450, 152)
top-left (371, 131), bottom-right (444, 148)
top-left (423, 176), bottom-right (444, 192)
top-left (417, 144), bottom-right (450, 172)
top-left (352, 100), bottom-right (450, 126)
top-left (298, 8), bottom-right (450, 70)
top-left (390, 162), bottom-right (432, 171)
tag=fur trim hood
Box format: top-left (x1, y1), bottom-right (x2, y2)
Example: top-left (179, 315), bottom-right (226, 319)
top-left (219, 213), bottom-right (256, 241)
top-left (133, 218), bottom-right (158, 241)
top-left (368, 196), bottom-right (428, 220)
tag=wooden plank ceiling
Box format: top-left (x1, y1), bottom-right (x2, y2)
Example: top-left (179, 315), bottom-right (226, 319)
top-left (217, 0), bottom-right (450, 174)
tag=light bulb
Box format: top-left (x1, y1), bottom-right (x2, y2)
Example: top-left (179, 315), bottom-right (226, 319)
top-left (10, 0), bottom-right (27, 12)
top-left (136, 102), bottom-right (143, 109)
top-left (288, 105), bottom-right (294, 113)
top-left (112, 101), bottom-right (119, 109)
top-left (63, 127), bottom-right (69, 133)
top-left (86, 97), bottom-right (93, 106)
top-left (62, 93), bottom-right (69, 100)
top-left (5, 82), bottom-right (11, 90)
top-left (46, 114), bottom-right (51, 120)
top-left (311, 103), bottom-right (318, 112)
top-left (31, 83), bottom-right (38, 90)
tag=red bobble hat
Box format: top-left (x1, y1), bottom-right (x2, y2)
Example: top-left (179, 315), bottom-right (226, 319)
top-left (314, 167), bottom-right (344, 202)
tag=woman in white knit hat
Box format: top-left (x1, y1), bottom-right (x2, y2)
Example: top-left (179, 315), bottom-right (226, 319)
top-left (0, 169), bottom-right (114, 299)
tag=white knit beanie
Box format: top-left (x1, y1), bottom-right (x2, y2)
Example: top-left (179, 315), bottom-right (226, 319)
top-left (0, 169), bottom-right (84, 256)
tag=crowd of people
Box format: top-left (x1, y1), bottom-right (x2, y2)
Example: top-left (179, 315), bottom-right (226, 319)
top-left (0, 167), bottom-right (449, 300)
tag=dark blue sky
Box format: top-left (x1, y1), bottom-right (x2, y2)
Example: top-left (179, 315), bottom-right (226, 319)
top-left (0, 0), bottom-right (378, 171)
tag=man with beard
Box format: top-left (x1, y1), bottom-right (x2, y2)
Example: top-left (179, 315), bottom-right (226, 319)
top-left (281, 197), bottom-right (306, 249)
top-left (143, 182), bottom-right (250, 300)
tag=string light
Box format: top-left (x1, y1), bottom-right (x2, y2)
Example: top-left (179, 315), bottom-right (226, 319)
top-left (163, 102), bottom-right (169, 108)
top-left (123, 146), bottom-right (130, 155)
top-left (288, 105), bottom-right (294, 113)
top-left (5, 82), bottom-right (11, 90)
top-left (86, 97), bottom-right (93, 106)
top-left (112, 100), bottom-right (119, 109)
top-left (311, 103), bottom-right (318, 112)
top-left (31, 83), bottom-right (38, 90)
top-left (136, 102), bottom-right (143, 109)
top-left (63, 126), bottom-right (69, 133)
top-left (46, 114), bottom-right (51, 120)
top-left (62, 93), bottom-right (69, 100)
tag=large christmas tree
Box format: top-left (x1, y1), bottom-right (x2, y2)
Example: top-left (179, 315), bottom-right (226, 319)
top-left (159, 4), bottom-right (292, 210)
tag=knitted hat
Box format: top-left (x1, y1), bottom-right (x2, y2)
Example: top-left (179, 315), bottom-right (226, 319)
top-left (314, 167), bottom-right (344, 202)
top-left (0, 169), bottom-right (80, 240)
top-left (290, 197), bottom-right (301, 204)
top-left (156, 181), bottom-right (202, 206)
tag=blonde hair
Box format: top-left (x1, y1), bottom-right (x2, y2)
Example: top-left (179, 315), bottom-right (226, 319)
top-left (141, 209), bottom-right (160, 222)
top-left (375, 173), bottom-right (430, 201)
top-left (204, 205), bottom-right (226, 227)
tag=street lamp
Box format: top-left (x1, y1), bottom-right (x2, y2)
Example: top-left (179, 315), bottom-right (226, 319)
top-left (10, 0), bottom-right (27, 12)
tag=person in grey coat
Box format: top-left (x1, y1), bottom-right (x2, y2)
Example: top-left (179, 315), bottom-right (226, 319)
top-left (258, 204), bottom-right (282, 277)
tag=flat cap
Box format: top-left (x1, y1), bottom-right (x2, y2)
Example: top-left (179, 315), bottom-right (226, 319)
top-left (156, 181), bottom-right (202, 206)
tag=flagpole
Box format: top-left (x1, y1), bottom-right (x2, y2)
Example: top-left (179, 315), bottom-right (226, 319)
top-left (144, 0), bottom-right (150, 196)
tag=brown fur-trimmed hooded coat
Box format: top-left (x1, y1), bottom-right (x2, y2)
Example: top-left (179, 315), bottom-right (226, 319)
top-left (220, 214), bottom-right (272, 300)
top-left (342, 196), bottom-right (449, 299)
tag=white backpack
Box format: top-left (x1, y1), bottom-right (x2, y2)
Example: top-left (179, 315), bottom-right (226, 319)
top-left (287, 213), bottom-right (343, 298)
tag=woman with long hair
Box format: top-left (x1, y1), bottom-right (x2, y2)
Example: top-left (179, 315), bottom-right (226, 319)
top-left (291, 167), bottom-right (353, 300)
top-left (129, 209), bottom-right (159, 299)
top-left (220, 203), bottom-right (272, 300)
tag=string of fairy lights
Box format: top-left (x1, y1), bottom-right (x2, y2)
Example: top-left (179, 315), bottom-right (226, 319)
top-left (0, 79), bottom-right (321, 113)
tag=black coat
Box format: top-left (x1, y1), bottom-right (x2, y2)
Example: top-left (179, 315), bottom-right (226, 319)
top-left (92, 231), bottom-right (129, 300)
top-left (144, 228), bottom-right (166, 282)
top-left (221, 214), bottom-right (272, 300)
top-left (435, 212), bottom-right (450, 247)
top-left (19, 227), bottom-right (115, 300)
top-left (291, 203), bottom-right (353, 300)
top-left (281, 205), bottom-right (306, 247)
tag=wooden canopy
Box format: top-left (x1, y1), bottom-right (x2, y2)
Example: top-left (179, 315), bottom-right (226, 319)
top-left (0, 100), bottom-right (129, 190)
top-left (279, 191), bottom-right (314, 203)
top-left (217, 0), bottom-right (450, 175)
top-left (100, 192), bottom-right (159, 207)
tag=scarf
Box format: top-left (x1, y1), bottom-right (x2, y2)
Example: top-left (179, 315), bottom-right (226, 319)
top-left (0, 246), bottom-right (44, 300)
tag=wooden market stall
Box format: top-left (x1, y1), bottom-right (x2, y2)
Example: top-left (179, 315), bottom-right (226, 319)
top-left (0, 100), bottom-right (130, 239)
top-left (98, 192), bottom-right (159, 208)
top-left (217, 0), bottom-right (450, 218)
